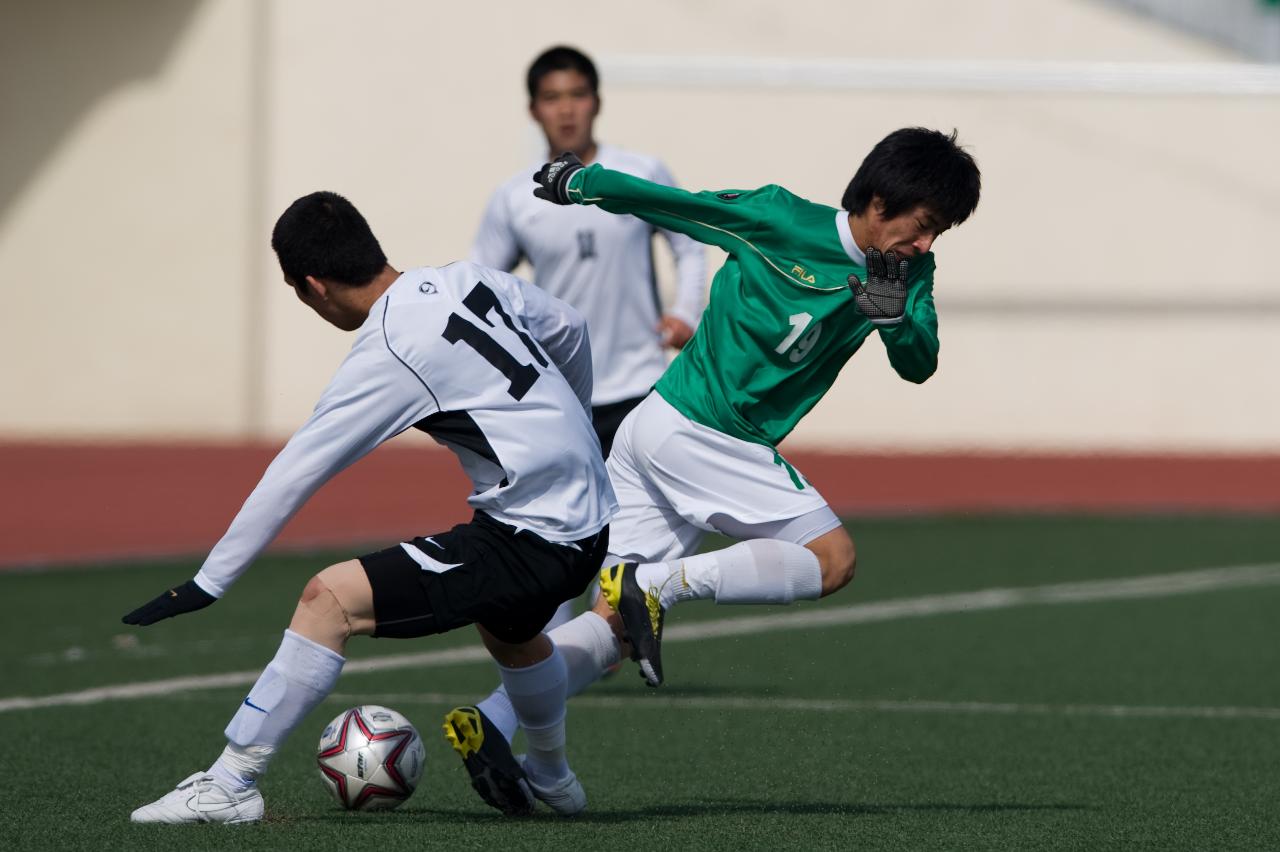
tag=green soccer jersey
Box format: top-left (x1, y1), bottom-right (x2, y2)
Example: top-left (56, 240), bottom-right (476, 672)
top-left (567, 165), bottom-right (940, 448)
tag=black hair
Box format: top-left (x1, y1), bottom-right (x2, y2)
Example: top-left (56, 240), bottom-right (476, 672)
top-left (271, 191), bottom-right (386, 287)
top-left (526, 45), bottom-right (599, 102)
top-left (842, 128), bottom-right (981, 227)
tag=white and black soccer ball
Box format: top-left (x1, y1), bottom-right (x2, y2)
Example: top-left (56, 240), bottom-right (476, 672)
top-left (316, 705), bottom-right (426, 811)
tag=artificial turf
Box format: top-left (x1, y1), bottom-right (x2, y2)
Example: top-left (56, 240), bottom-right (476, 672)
top-left (3, 515), bottom-right (1279, 851)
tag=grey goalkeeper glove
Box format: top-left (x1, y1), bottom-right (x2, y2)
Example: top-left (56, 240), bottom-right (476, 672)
top-left (532, 152), bottom-right (585, 205)
top-left (850, 247), bottom-right (908, 325)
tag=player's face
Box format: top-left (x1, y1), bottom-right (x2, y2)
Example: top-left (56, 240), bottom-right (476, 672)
top-left (530, 70), bottom-right (599, 157)
top-left (867, 203), bottom-right (949, 258)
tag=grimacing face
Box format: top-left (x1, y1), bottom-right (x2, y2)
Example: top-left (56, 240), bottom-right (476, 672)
top-left (529, 69), bottom-right (598, 156)
top-left (867, 203), bottom-right (949, 259)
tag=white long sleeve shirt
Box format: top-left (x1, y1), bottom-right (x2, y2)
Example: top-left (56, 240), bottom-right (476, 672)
top-left (470, 144), bottom-right (707, 406)
top-left (193, 264), bottom-right (616, 598)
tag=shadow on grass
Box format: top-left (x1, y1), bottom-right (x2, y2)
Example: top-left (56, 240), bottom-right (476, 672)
top-left (285, 799), bottom-right (1090, 825)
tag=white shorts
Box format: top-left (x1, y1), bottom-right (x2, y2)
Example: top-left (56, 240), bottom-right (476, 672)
top-left (604, 392), bottom-right (841, 564)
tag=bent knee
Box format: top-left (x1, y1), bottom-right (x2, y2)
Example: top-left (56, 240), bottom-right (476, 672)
top-left (299, 574), bottom-right (334, 607)
top-left (293, 574), bottom-right (348, 631)
top-left (292, 561), bottom-right (373, 639)
top-left (819, 541), bottom-right (856, 596)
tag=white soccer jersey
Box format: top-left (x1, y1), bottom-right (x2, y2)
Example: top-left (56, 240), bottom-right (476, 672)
top-left (470, 144), bottom-right (707, 406)
top-left (193, 263), bottom-right (617, 598)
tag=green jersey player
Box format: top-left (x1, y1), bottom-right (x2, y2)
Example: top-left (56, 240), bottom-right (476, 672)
top-left (567, 151), bottom-right (942, 453)
top-left (444, 128), bottom-right (980, 806)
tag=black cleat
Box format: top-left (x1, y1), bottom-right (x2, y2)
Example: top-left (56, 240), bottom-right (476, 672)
top-left (600, 562), bottom-right (665, 687)
top-left (442, 706), bottom-right (534, 816)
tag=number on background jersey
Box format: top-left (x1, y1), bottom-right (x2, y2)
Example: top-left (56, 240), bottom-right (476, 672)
top-left (443, 282), bottom-right (548, 400)
top-left (775, 312), bottom-right (823, 363)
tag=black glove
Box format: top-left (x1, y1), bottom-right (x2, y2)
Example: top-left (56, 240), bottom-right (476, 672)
top-left (532, 152), bottom-right (585, 205)
top-left (850, 247), bottom-right (908, 325)
top-left (122, 579), bottom-right (217, 626)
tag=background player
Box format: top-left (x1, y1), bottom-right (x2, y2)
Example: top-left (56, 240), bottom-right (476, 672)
top-left (444, 128), bottom-right (981, 799)
top-left (470, 45), bottom-right (707, 635)
top-left (123, 191), bottom-right (616, 822)
top-left (470, 45), bottom-right (707, 457)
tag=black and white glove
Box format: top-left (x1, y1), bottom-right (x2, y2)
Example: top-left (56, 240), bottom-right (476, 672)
top-left (850, 247), bottom-right (909, 326)
top-left (122, 579), bottom-right (216, 626)
top-left (532, 152), bottom-right (585, 205)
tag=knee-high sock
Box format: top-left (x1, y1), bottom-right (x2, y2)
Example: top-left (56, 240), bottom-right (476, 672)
top-left (497, 646), bottom-right (572, 785)
top-left (478, 611), bottom-right (619, 744)
top-left (635, 539), bottom-right (823, 608)
top-left (211, 629), bottom-right (344, 790)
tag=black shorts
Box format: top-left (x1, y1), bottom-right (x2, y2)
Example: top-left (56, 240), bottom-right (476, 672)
top-left (592, 394), bottom-right (647, 458)
top-left (358, 512), bottom-right (609, 645)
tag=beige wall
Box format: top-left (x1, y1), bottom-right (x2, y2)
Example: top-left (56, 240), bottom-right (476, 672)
top-left (2, 0), bottom-right (259, 436)
top-left (2, 0), bottom-right (1277, 450)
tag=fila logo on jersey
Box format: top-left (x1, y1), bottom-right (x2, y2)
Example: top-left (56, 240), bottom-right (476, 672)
top-left (419, 281), bottom-right (437, 295)
top-left (791, 265), bottom-right (816, 284)
top-left (717, 192), bottom-right (741, 200)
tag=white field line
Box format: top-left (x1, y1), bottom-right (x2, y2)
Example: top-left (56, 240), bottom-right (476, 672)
top-left (3, 563), bottom-right (1280, 714)
top-left (323, 691), bottom-right (1280, 723)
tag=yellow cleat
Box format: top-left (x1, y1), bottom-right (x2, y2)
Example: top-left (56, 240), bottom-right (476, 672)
top-left (442, 706), bottom-right (534, 816)
top-left (598, 562), bottom-right (665, 687)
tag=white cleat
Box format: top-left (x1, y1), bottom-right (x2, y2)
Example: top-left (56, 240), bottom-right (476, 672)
top-left (130, 772), bottom-right (264, 824)
top-left (517, 756), bottom-right (587, 816)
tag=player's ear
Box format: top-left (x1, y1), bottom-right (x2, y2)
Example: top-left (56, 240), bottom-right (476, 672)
top-left (303, 275), bottom-right (329, 301)
top-left (590, 93), bottom-right (601, 118)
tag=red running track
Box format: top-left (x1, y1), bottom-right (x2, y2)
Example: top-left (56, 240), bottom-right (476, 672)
top-left (2, 441), bottom-right (1278, 568)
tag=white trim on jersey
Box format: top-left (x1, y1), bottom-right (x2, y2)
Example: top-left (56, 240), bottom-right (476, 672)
top-left (835, 210), bottom-right (867, 266)
top-left (193, 264), bottom-right (616, 599)
top-left (469, 144), bottom-right (707, 406)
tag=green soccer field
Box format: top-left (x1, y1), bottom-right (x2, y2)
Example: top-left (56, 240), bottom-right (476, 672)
top-left (4, 515), bottom-right (1280, 851)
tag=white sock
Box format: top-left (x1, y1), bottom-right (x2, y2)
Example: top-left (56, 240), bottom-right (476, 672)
top-left (215, 629), bottom-right (344, 789)
top-left (475, 688), bottom-right (519, 744)
top-left (553, 610), bottom-right (622, 695)
top-left (478, 611), bottom-right (620, 744)
top-left (637, 540), bottom-right (823, 608)
top-left (209, 744), bottom-right (274, 791)
top-left (496, 647), bottom-right (569, 786)
top-left (635, 559), bottom-right (699, 608)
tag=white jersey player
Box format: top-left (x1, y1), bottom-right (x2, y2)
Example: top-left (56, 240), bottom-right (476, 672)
top-left (469, 46), bottom-right (707, 457)
top-left (124, 191), bottom-right (616, 823)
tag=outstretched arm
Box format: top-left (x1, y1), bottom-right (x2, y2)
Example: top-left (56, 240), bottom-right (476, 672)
top-left (192, 342), bottom-right (432, 598)
top-left (535, 153), bottom-right (777, 256)
top-left (647, 161), bottom-right (708, 335)
top-left (122, 333), bottom-right (433, 624)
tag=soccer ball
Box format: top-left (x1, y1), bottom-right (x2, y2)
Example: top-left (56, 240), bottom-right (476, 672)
top-left (316, 705), bottom-right (426, 810)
